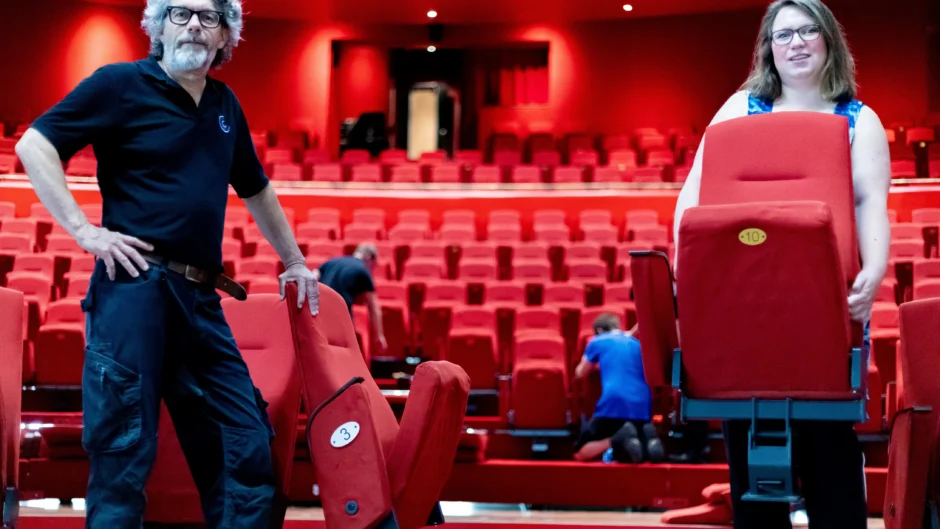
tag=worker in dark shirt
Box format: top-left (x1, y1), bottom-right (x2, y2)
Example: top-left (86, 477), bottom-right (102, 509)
top-left (314, 243), bottom-right (387, 353)
top-left (14, 1), bottom-right (318, 526)
top-left (573, 313), bottom-right (664, 463)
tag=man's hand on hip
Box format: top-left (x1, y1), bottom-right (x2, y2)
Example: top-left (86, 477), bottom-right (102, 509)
top-left (75, 224), bottom-right (153, 280)
top-left (279, 262), bottom-right (319, 315)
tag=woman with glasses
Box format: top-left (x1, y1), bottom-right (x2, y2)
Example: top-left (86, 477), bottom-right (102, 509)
top-left (672, 1), bottom-right (890, 528)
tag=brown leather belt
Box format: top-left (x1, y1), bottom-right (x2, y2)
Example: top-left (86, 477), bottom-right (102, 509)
top-left (140, 252), bottom-right (247, 301)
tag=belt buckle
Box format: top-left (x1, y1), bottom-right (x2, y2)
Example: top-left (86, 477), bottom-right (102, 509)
top-left (183, 265), bottom-right (201, 283)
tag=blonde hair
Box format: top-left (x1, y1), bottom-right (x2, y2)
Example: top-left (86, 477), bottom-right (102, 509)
top-left (741, 0), bottom-right (857, 102)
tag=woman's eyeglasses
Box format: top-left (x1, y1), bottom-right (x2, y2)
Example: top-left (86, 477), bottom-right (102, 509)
top-left (771, 24), bottom-right (821, 46)
top-left (166, 6), bottom-right (223, 29)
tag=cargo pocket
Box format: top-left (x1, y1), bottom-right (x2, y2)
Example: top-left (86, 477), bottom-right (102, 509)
top-left (220, 424), bottom-right (275, 526)
top-left (81, 347), bottom-right (142, 453)
top-left (253, 386), bottom-right (275, 442)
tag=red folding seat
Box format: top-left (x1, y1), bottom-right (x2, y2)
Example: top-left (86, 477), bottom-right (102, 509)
top-left (884, 298), bottom-right (940, 529)
top-left (455, 150), bottom-right (483, 167)
top-left (33, 299), bottom-right (84, 386)
top-left (458, 258), bottom-right (498, 304)
top-left (510, 334), bottom-right (569, 429)
top-left (6, 271), bottom-right (52, 341)
top-left (566, 241), bottom-right (600, 261)
top-left (607, 148), bottom-right (638, 169)
top-left (263, 147), bottom-right (293, 166)
top-left (271, 162), bottom-right (302, 181)
top-left (63, 272), bottom-right (92, 299)
top-left (512, 165), bottom-right (541, 184)
top-left (604, 283), bottom-right (636, 327)
top-left (632, 224), bottom-right (669, 246)
top-left (341, 148), bottom-right (371, 165)
top-left (532, 224), bottom-right (568, 244)
top-left (552, 167), bottom-right (582, 184)
top-left (488, 224), bottom-right (521, 242)
top-left (892, 223), bottom-right (924, 242)
top-left (350, 164), bottom-right (382, 183)
top-left (371, 279), bottom-right (411, 359)
top-left (0, 154), bottom-right (15, 175)
top-left (570, 150), bottom-right (598, 167)
top-left (591, 166), bottom-right (622, 183)
top-left (397, 209), bottom-right (430, 227)
top-left (515, 306), bottom-right (561, 337)
top-left (489, 210), bottom-right (521, 226)
top-left (312, 163), bottom-right (343, 182)
top-left (401, 258), bottom-right (445, 315)
top-left (531, 151), bottom-right (560, 168)
top-left (427, 164), bottom-right (458, 183)
top-left (646, 112), bottom-right (869, 503)
top-left (0, 202), bottom-right (15, 220)
top-left (418, 280), bottom-right (466, 361)
top-left (343, 223), bottom-right (384, 244)
top-left (144, 293), bottom-right (302, 526)
top-left (12, 253), bottom-right (54, 279)
top-left (443, 210), bottom-right (475, 226)
top-left (236, 256), bottom-right (280, 278)
top-left (352, 208), bottom-right (385, 226)
top-left (380, 149), bottom-right (408, 165)
top-left (582, 225), bottom-right (618, 245)
top-left (626, 209), bottom-right (660, 229)
top-left (0, 232), bottom-right (31, 286)
top-left (286, 283), bottom-right (470, 529)
top-left (472, 165), bottom-right (501, 184)
top-left (914, 280), bottom-right (940, 300)
top-left (632, 166), bottom-right (665, 182)
top-left (388, 223), bottom-right (429, 243)
top-left (567, 258), bottom-right (606, 305)
top-left (912, 208), bottom-right (940, 226)
top-left (646, 148), bottom-right (674, 167)
top-left (439, 224), bottom-right (475, 244)
top-left (446, 306), bottom-right (499, 389)
top-left (484, 282), bottom-right (526, 362)
top-left (1, 218), bottom-right (37, 248)
top-left (247, 276), bottom-right (280, 294)
top-left (533, 209), bottom-right (566, 226)
top-left (512, 260), bottom-right (551, 283)
top-left (492, 150), bottom-right (520, 167)
top-left (0, 287), bottom-right (23, 526)
top-left (514, 242), bottom-right (548, 262)
top-left (391, 164), bottom-right (420, 183)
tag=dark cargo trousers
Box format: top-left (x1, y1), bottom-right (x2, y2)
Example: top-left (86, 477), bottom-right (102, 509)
top-left (80, 259), bottom-right (276, 528)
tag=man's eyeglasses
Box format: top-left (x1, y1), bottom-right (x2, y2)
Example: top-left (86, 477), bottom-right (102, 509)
top-left (166, 6), bottom-right (224, 29)
top-left (771, 24), bottom-right (822, 46)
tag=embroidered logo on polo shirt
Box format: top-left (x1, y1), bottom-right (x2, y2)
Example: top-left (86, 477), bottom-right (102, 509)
top-left (219, 115), bottom-right (231, 134)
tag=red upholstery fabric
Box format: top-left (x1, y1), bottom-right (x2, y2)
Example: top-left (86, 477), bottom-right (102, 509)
top-left (0, 287), bottom-right (24, 494)
top-left (628, 251), bottom-right (678, 389)
top-left (677, 202), bottom-right (853, 400)
top-left (885, 298), bottom-right (940, 529)
top-left (286, 283), bottom-right (469, 529)
top-left (661, 483), bottom-right (733, 525)
top-left (699, 112), bottom-right (860, 285)
top-left (143, 293), bottom-right (302, 524)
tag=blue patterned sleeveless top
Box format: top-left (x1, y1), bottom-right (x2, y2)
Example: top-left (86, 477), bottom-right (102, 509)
top-left (747, 92), bottom-right (864, 144)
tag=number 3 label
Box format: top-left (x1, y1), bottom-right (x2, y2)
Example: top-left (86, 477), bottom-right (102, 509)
top-left (330, 422), bottom-right (360, 448)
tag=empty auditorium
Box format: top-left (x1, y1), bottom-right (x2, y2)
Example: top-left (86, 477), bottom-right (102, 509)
top-left (0, 0), bottom-right (938, 527)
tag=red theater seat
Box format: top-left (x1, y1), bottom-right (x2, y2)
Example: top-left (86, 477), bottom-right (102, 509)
top-left (447, 306), bottom-right (499, 389)
top-left (33, 299), bottom-right (85, 385)
top-left (650, 112), bottom-right (868, 504)
top-left (510, 334), bottom-right (569, 429)
top-left (884, 298), bottom-right (940, 529)
top-left (286, 283), bottom-right (470, 529)
top-left (0, 287), bottom-right (23, 525)
top-left (143, 293), bottom-right (302, 525)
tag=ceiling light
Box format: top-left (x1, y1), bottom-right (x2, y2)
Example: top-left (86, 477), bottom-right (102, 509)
top-left (427, 10), bottom-right (438, 18)
top-left (427, 45), bottom-right (437, 52)
top-left (622, 4), bottom-right (633, 11)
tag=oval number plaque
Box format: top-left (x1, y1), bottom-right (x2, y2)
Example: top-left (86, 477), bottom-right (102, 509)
top-left (739, 228), bottom-right (767, 246)
top-left (331, 422), bottom-right (360, 448)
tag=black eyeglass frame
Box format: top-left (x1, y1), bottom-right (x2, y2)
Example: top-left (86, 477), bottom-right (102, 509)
top-left (770, 24), bottom-right (822, 46)
top-left (165, 6), bottom-right (225, 29)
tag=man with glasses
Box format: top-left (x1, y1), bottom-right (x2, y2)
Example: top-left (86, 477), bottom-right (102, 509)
top-left (15, 1), bottom-right (316, 526)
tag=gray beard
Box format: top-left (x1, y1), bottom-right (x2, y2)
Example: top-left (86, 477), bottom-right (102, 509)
top-left (166, 44), bottom-right (210, 72)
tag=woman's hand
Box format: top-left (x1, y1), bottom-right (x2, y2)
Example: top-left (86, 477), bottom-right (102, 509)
top-left (847, 267), bottom-right (882, 322)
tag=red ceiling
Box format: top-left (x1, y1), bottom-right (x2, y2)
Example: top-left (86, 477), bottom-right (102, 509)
top-left (84, 0), bottom-right (805, 23)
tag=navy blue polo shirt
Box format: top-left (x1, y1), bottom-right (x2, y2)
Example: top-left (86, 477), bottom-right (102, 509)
top-left (31, 55), bottom-right (268, 273)
top-left (317, 256), bottom-right (375, 312)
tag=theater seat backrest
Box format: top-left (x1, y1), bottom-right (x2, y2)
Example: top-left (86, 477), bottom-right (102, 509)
top-left (700, 112), bottom-right (859, 284)
top-left (898, 298), bottom-right (940, 408)
top-left (0, 288), bottom-right (23, 491)
top-left (629, 251), bottom-right (678, 389)
top-left (287, 284), bottom-right (399, 457)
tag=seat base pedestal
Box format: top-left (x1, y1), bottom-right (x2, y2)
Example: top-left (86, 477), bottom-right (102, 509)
top-left (3, 487), bottom-right (18, 529)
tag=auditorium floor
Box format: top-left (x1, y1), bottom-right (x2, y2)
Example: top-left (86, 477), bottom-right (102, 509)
top-left (16, 499), bottom-right (887, 528)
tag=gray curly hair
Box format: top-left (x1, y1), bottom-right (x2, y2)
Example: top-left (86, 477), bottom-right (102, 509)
top-left (141, 0), bottom-right (243, 68)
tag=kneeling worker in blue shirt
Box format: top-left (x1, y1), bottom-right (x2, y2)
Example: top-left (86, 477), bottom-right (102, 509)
top-left (573, 313), bottom-right (663, 463)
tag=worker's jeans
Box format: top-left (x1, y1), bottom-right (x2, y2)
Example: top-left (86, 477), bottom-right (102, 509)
top-left (80, 259), bottom-right (275, 528)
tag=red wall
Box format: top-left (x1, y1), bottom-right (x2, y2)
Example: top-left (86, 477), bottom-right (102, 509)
top-left (0, 0), bottom-right (931, 153)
